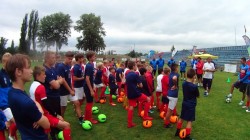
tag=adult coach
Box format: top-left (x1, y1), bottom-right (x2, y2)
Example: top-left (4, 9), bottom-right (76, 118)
top-left (202, 57), bottom-right (216, 96)
top-left (179, 59), bottom-right (187, 80)
top-left (150, 57), bottom-right (157, 76)
top-left (6, 54), bottom-right (50, 139)
top-left (156, 55), bottom-right (165, 75)
top-left (167, 57), bottom-right (175, 68)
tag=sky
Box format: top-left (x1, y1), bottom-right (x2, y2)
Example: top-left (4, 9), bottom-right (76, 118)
top-left (1, 0), bottom-right (250, 54)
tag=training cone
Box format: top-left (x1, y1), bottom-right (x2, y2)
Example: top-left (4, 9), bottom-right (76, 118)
top-left (226, 77), bottom-right (231, 83)
top-left (105, 86), bottom-right (110, 94)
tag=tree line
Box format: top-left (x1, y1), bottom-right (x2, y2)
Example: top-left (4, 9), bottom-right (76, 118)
top-left (0, 10), bottom-right (106, 58)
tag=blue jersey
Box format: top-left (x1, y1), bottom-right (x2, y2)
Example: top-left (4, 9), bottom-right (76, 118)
top-left (94, 69), bottom-right (102, 85)
top-left (167, 59), bottom-right (175, 67)
top-left (84, 62), bottom-right (95, 88)
top-left (73, 64), bottom-right (84, 88)
top-left (109, 74), bottom-right (117, 89)
top-left (182, 81), bottom-right (199, 107)
top-left (150, 60), bottom-right (157, 70)
top-left (168, 72), bottom-right (179, 98)
top-left (191, 59), bottom-right (197, 68)
top-left (0, 87), bottom-right (10, 109)
top-left (116, 68), bottom-right (123, 82)
top-left (56, 63), bottom-right (71, 96)
top-left (157, 59), bottom-right (165, 68)
top-left (44, 65), bottom-right (60, 98)
top-left (180, 61), bottom-right (187, 72)
top-left (8, 87), bottom-right (48, 140)
top-left (0, 68), bottom-right (12, 88)
top-left (126, 71), bottom-right (142, 99)
top-left (239, 64), bottom-right (249, 83)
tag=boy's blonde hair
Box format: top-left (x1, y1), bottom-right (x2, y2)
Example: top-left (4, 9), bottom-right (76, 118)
top-left (97, 62), bottom-right (103, 69)
top-left (163, 67), bottom-right (171, 74)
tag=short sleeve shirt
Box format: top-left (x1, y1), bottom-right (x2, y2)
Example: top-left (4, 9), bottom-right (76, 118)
top-left (126, 71), bottom-right (142, 99)
top-left (44, 65), bottom-right (60, 98)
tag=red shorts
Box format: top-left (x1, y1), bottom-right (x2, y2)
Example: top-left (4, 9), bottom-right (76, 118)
top-left (117, 82), bottom-right (122, 87)
top-left (45, 113), bottom-right (59, 127)
top-left (156, 92), bottom-right (162, 96)
top-left (128, 94), bottom-right (148, 107)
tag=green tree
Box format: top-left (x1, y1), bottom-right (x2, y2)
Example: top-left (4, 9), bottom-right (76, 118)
top-left (0, 37), bottom-right (8, 56)
top-left (32, 11), bottom-right (39, 51)
top-left (27, 10), bottom-right (35, 53)
top-left (170, 45), bottom-right (175, 52)
top-left (6, 40), bottom-right (17, 54)
top-left (74, 13), bottom-right (106, 52)
top-left (38, 12), bottom-right (72, 53)
top-left (19, 13), bottom-right (28, 54)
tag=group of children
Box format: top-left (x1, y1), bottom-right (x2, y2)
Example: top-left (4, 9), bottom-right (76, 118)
top-left (0, 51), bottom-right (201, 140)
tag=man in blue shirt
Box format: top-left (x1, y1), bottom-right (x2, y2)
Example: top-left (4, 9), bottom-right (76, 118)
top-left (179, 59), bottom-right (187, 80)
top-left (84, 51), bottom-right (98, 124)
top-left (150, 57), bottom-right (157, 76)
top-left (156, 55), bottom-right (165, 75)
top-left (167, 57), bottom-right (176, 68)
top-left (6, 54), bottom-right (50, 140)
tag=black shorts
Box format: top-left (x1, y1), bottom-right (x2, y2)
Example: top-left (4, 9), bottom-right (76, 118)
top-left (246, 84), bottom-right (250, 96)
top-left (84, 86), bottom-right (94, 103)
top-left (180, 102), bottom-right (196, 121)
top-left (47, 96), bottom-right (61, 115)
top-left (180, 71), bottom-right (186, 74)
top-left (203, 78), bottom-right (212, 90)
top-left (153, 69), bottom-right (157, 76)
top-left (161, 96), bottom-right (169, 103)
top-left (110, 87), bottom-right (118, 95)
top-left (197, 74), bottom-right (203, 79)
top-left (234, 82), bottom-right (247, 93)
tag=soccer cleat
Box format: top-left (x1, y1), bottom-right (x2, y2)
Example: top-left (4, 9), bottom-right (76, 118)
top-left (110, 103), bottom-right (116, 106)
top-left (127, 123), bottom-right (136, 128)
top-left (79, 120), bottom-right (84, 125)
top-left (175, 129), bottom-right (180, 136)
top-left (242, 106), bottom-right (247, 109)
top-left (148, 109), bottom-right (154, 114)
top-left (239, 101), bottom-right (244, 106)
top-left (164, 124), bottom-right (173, 128)
top-left (204, 92), bottom-right (208, 97)
top-left (152, 106), bottom-right (157, 109)
top-left (226, 94), bottom-right (232, 98)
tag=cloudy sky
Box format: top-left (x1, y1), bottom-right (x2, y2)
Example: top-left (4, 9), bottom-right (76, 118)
top-left (1, 0), bottom-right (250, 54)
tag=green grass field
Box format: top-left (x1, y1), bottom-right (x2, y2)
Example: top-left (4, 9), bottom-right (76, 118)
top-left (5, 62), bottom-right (250, 140)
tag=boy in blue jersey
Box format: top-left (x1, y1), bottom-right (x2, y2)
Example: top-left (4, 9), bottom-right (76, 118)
top-left (94, 62), bottom-right (105, 102)
top-left (156, 55), bottom-right (165, 75)
top-left (150, 57), bottom-right (157, 76)
top-left (226, 57), bottom-right (248, 105)
top-left (6, 54), bottom-right (50, 140)
top-left (84, 51), bottom-right (98, 124)
top-left (116, 63), bottom-right (125, 97)
top-left (56, 52), bottom-right (75, 117)
top-left (72, 53), bottom-right (86, 124)
top-left (109, 67), bottom-right (118, 106)
top-left (167, 57), bottom-right (175, 68)
top-left (126, 61), bottom-right (153, 128)
top-left (179, 59), bottom-right (187, 80)
top-left (0, 110), bottom-right (8, 139)
top-left (175, 68), bottom-right (199, 140)
top-left (164, 64), bottom-right (179, 128)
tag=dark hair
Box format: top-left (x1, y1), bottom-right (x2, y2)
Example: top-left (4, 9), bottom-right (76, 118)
top-left (6, 54), bottom-right (31, 82)
top-left (241, 57), bottom-right (246, 62)
top-left (163, 67), bottom-right (171, 74)
top-left (109, 67), bottom-right (115, 72)
top-left (33, 66), bottom-right (45, 80)
top-left (75, 53), bottom-right (84, 61)
top-left (65, 51), bottom-right (74, 57)
top-left (171, 63), bottom-right (178, 72)
top-left (86, 51), bottom-right (96, 60)
top-left (187, 68), bottom-right (196, 78)
top-left (127, 61), bottom-right (135, 70)
top-left (139, 67), bottom-right (147, 75)
top-left (120, 63), bottom-right (125, 67)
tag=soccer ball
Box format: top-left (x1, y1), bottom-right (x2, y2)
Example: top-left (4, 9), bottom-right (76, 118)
top-left (225, 97), bottom-right (231, 103)
top-left (58, 131), bottom-right (64, 140)
top-left (100, 99), bottom-right (106, 104)
top-left (159, 111), bottom-right (165, 119)
top-left (170, 115), bottom-right (178, 123)
top-left (82, 120), bottom-right (92, 130)
top-left (98, 114), bottom-right (107, 123)
top-left (92, 106), bottom-right (99, 114)
top-left (140, 110), bottom-right (144, 117)
top-left (143, 120), bottom-right (153, 128)
top-left (117, 97), bottom-right (124, 103)
top-left (179, 129), bottom-right (187, 139)
top-left (112, 95), bottom-right (117, 99)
